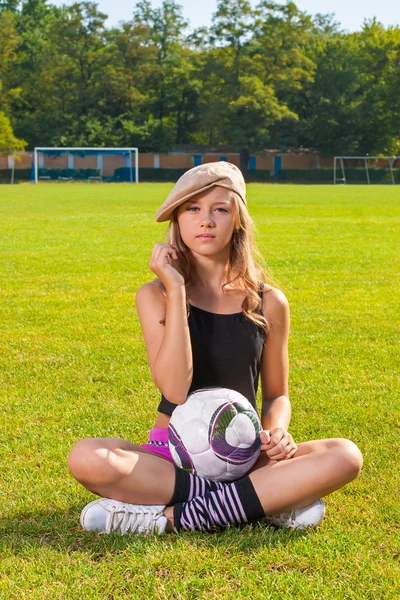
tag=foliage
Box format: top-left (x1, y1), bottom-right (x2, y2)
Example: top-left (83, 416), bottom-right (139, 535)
top-left (0, 9), bottom-right (22, 114)
top-left (1, 1), bottom-right (400, 159)
top-left (200, 0), bottom-right (299, 169)
top-left (0, 110), bottom-right (26, 152)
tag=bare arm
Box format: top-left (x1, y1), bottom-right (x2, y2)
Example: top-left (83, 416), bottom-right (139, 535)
top-left (259, 287), bottom-right (297, 461)
top-left (135, 243), bottom-right (193, 404)
top-left (260, 287), bottom-right (291, 430)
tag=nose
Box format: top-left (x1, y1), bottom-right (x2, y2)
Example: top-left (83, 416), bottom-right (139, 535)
top-left (200, 210), bottom-right (215, 227)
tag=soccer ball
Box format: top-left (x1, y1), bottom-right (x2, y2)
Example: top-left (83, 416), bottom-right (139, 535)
top-left (168, 388), bottom-right (262, 482)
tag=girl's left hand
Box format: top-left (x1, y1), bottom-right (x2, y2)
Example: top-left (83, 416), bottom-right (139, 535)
top-left (260, 428), bottom-right (298, 461)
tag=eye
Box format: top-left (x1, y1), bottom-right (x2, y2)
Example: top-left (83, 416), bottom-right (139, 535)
top-left (186, 206), bottom-right (229, 212)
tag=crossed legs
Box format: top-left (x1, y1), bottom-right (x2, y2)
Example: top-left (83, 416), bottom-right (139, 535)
top-left (68, 437), bottom-right (363, 530)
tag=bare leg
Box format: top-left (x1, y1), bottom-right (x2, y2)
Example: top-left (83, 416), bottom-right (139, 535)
top-left (70, 436), bottom-right (362, 532)
top-left (68, 438), bottom-right (176, 505)
top-left (248, 437), bottom-right (362, 514)
top-left (163, 437), bottom-right (363, 527)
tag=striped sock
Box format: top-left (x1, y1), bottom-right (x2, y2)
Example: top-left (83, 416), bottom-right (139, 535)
top-left (168, 467), bottom-right (226, 506)
top-left (173, 476), bottom-right (265, 532)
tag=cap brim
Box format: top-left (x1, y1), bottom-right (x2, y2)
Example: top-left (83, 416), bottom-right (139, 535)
top-left (155, 183), bottom-right (246, 222)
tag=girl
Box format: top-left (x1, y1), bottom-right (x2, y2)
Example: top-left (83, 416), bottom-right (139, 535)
top-left (68, 162), bottom-right (363, 535)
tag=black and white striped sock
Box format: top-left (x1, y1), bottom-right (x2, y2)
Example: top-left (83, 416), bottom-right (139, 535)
top-left (168, 467), bottom-right (226, 505)
top-left (173, 476), bottom-right (265, 532)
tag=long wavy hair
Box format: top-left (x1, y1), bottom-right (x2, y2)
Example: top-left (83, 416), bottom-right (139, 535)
top-left (158, 189), bottom-right (270, 333)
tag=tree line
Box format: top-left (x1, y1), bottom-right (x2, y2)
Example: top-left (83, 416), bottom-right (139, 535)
top-left (1, 0), bottom-right (400, 168)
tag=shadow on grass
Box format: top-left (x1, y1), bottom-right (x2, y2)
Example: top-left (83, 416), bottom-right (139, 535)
top-left (0, 503), bottom-right (307, 558)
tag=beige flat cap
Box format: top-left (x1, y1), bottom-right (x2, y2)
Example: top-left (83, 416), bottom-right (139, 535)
top-left (155, 161), bottom-right (246, 222)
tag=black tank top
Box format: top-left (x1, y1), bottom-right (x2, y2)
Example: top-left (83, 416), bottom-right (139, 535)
top-left (157, 287), bottom-right (267, 416)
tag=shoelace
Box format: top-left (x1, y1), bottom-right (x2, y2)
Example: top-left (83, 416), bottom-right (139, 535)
top-left (105, 505), bottom-right (160, 535)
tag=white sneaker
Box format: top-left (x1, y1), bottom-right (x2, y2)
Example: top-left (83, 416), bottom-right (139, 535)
top-left (266, 499), bottom-right (325, 530)
top-left (80, 498), bottom-right (168, 535)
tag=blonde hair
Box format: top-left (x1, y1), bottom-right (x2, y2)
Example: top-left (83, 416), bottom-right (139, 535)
top-left (158, 189), bottom-right (270, 333)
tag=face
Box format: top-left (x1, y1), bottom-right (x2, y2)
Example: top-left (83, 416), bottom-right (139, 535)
top-left (176, 187), bottom-right (237, 257)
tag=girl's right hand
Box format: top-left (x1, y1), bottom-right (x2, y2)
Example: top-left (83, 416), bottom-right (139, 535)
top-left (149, 243), bottom-right (185, 291)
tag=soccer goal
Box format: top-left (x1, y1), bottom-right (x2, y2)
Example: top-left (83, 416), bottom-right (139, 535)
top-left (333, 156), bottom-right (400, 184)
top-left (33, 147), bottom-right (139, 183)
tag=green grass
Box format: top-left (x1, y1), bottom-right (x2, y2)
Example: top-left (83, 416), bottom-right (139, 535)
top-left (0, 183), bottom-right (399, 599)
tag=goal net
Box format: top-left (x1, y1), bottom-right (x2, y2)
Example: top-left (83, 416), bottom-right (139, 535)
top-left (33, 147), bottom-right (139, 183)
top-left (333, 156), bottom-right (400, 184)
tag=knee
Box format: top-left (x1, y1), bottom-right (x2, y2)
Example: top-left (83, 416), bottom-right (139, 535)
top-left (68, 438), bottom-right (121, 486)
top-left (68, 438), bottom-right (97, 483)
top-left (332, 438), bottom-right (363, 481)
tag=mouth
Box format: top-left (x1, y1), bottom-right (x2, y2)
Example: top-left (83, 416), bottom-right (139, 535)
top-left (196, 235), bottom-right (215, 240)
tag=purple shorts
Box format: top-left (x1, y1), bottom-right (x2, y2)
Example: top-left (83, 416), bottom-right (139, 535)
top-left (141, 428), bottom-right (174, 463)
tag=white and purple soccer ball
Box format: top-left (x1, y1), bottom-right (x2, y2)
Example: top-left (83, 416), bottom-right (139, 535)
top-left (168, 388), bottom-right (262, 482)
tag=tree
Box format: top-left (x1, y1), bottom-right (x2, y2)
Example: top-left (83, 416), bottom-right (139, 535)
top-left (296, 33), bottom-right (364, 155)
top-left (47, 3), bottom-right (108, 119)
top-left (11, 0), bottom-right (59, 145)
top-left (0, 0), bottom-right (20, 12)
top-left (355, 21), bottom-right (400, 155)
top-left (0, 110), bottom-right (26, 152)
top-left (0, 9), bottom-right (21, 115)
top-left (298, 21), bottom-right (400, 156)
top-left (130, 0), bottom-right (200, 150)
top-left (209, 0), bottom-right (254, 86)
top-left (2, 0), bottom-right (398, 157)
top-left (197, 0), bottom-right (298, 170)
top-left (14, 1), bottom-right (110, 146)
top-left (249, 1), bottom-right (318, 148)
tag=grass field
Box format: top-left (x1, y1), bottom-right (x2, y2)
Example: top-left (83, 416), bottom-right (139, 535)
top-left (0, 183), bottom-right (399, 599)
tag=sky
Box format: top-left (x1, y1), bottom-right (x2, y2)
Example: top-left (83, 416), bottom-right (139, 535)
top-left (52, 0), bottom-right (400, 32)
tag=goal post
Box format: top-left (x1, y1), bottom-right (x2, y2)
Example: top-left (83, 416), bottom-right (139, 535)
top-left (333, 156), bottom-right (400, 184)
top-left (33, 147), bottom-right (139, 184)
